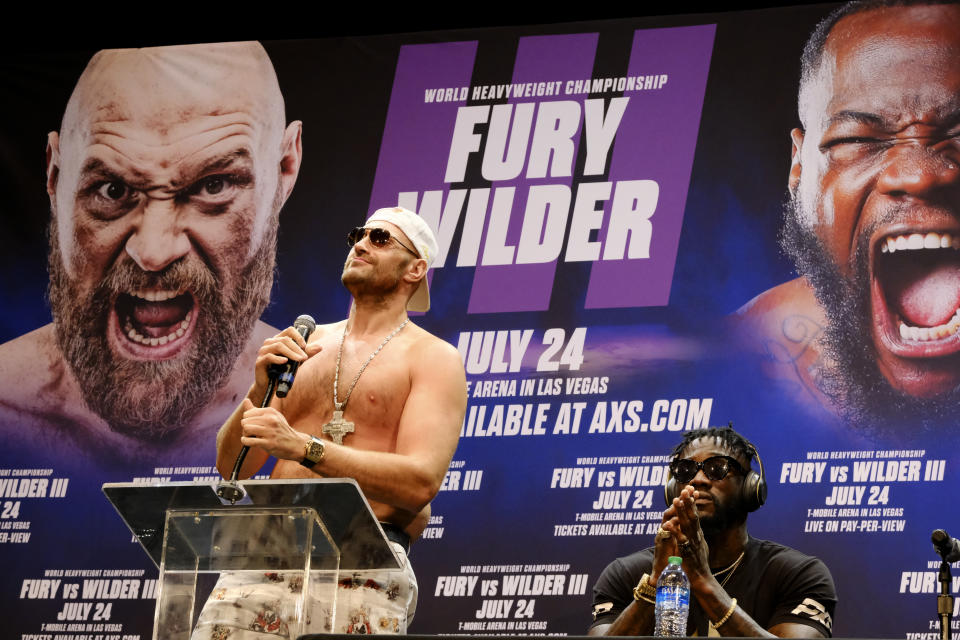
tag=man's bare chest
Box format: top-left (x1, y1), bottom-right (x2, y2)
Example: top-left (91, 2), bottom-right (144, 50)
top-left (273, 333), bottom-right (412, 439)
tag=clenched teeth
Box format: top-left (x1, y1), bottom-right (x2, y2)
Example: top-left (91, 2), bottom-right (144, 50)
top-left (123, 312), bottom-right (192, 346)
top-left (129, 289), bottom-right (184, 302)
top-left (900, 309), bottom-right (960, 342)
top-left (881, 232), bottom-right (960, 254)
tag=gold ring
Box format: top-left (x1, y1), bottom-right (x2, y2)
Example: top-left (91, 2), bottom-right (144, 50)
top-left (656, 527), bottom-right (671, 540)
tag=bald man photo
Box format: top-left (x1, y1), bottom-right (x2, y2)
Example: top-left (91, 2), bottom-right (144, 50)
top-left (0, 42), bottom-right (301, 462)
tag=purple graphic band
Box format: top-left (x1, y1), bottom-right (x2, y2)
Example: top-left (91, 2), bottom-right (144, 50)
top-left (368, 42), bottom-right (478, 313)
top-left (467, 33), bottom-right (599, 314)
top-left (369, 41), bottom-right (477, 213)
top-left (370, 27), bottom-right (713, 314)
top-left (585, 24), bottom-right (716, 309)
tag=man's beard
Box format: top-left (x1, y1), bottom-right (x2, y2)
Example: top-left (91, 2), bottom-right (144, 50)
top-left (780, 195), bottom-right (960, 433)
top-left (47, 222), bottom-right (275, 442)
top-left (341, 258), bottom-right (406, 304)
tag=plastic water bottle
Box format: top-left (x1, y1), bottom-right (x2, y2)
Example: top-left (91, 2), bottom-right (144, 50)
top-left (655, 556), bottom-right (690, 637)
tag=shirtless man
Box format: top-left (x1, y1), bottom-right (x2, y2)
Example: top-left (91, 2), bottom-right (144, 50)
top-left (0, 42), bottom-right (300, 463)
top-left (739, 1), bottom-right (960, 430)
top-left (210, 206), bottom-right (467, 635)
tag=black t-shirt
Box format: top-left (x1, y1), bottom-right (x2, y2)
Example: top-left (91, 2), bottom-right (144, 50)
top-left (590, 536), bottom-right (837, 636)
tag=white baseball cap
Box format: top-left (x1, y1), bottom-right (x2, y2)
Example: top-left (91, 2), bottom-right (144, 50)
top-left (366, 206), bottom-right (439, 312)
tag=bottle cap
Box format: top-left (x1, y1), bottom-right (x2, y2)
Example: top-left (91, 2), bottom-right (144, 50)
top-left (668, 556), bottom-right (682, 565)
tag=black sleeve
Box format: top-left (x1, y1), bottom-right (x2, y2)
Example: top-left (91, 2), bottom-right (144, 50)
top-left (590, 553), bottom-right (650, 630)
top-left (767, 553), bottom-right (837, 637)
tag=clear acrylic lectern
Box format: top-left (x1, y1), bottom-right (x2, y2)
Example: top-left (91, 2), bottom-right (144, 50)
top-left (103, 478), bottom-right (401, 639)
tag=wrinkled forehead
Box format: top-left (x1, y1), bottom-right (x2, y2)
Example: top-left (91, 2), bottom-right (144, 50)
top-left (815, 5), bottom-right (960, 110)
top-left (827, 4), bottom-right (960, 56)
top-left (60, 41), bottom-right (285, 146)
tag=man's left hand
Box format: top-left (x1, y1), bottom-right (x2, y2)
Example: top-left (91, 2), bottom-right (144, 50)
top-left (662, 486), bottom-right (712, 583)
top-left (239, 398), bottom-right (309, 461)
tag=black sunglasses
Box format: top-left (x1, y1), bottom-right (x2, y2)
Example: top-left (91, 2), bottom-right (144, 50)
top-left (347, 226), bottom-right (418, 256)
top-left (670, 455), bottom-right (745, 484)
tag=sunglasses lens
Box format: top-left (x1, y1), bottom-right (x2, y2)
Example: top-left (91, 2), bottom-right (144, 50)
top-left (347, 227), bottom-right (393, 248)
top-left (369, 227), bottom-right (391, 246)
top-left (702, 457), bottom-right (730, 481)
top-left (672, 460), bottom-right (697, 484)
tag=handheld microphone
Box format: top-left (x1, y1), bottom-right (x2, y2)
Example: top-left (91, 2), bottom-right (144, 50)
top-left (932, 529), bottom-right (960, 562)
top-left (218, 313), bottom-right (316, 503)
top-left (273, 314), bottom-right (316, 398)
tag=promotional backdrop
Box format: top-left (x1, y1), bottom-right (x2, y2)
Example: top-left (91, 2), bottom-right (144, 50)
top-left (1, 3), bottom-right (957, 639)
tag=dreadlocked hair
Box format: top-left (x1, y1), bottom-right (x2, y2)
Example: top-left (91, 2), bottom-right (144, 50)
top-left (670, 426), bottom-right (757, 467)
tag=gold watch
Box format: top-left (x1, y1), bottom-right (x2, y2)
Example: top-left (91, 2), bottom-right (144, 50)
top-left (301, 436), bottom-right (325, 468)
top-left (633, 573), bottom-right (656, 601)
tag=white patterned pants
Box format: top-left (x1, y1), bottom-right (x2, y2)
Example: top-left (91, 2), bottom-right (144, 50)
top-left (189, 542), bottom-right (417, 638)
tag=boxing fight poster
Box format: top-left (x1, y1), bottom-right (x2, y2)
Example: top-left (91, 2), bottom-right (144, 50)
top-left (2, 3), bottom-right (959, 638)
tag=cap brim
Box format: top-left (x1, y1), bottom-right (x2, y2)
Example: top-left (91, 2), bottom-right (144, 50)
top-left (407, 278), bottom-right (430, 312)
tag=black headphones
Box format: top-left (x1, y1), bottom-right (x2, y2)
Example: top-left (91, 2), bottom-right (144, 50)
top-left (663, 427), bottom-right (767, 513)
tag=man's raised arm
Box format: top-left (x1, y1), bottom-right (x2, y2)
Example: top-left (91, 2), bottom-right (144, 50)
top-left (215, 325), bottom-right (321, 479)
top-left (233, 334), bottom-right (467, 513)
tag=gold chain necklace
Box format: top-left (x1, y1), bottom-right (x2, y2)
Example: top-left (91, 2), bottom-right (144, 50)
top-left (334, 318), bottom-right (409, 410)
top-left (320, 318), bottom-right (409, 445)
top-left (712, 550), bottom-right (745, 588)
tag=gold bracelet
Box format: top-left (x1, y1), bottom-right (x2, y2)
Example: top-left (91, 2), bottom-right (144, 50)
top-left (636, 592), bottom-right (655, 605)
top-left (710, 597), bottom-right (737, 629)
top-left (633, 573), bottom-right (657, 602)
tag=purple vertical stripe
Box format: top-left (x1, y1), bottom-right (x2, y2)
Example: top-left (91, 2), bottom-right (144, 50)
top-left (467, 33), bottom-right (599, 314)
top-left (368, 42), bottom-right (477, 315)
top-left (584, 24), bottom-right (715, 309)
top-left (369, 41), bottom-right (477, 219)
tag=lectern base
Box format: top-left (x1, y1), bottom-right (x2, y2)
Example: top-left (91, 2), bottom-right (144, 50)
top-left (189, 543), bottom-right (417, 638)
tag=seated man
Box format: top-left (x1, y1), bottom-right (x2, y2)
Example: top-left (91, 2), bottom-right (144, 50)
top-left (589, 426), bottom-right (836, 637)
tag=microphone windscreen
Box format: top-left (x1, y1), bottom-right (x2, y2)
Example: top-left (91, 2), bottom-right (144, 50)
top-left (294, 314), bottom-right (316, 335)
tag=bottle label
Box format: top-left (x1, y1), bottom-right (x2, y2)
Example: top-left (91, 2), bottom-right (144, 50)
top-left (656, 585), bottom-right (690, 608)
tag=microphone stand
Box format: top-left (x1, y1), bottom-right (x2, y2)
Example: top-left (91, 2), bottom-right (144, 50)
top-left (216, 373), bottom-right (279, 504)
top-left (935, 538), bottom-right (955, 640)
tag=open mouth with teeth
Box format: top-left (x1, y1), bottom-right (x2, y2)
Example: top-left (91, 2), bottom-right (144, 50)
top-left (108, 288), bottom-right (198, 359)
top-left (874, 231), bottom-right (960, 356)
